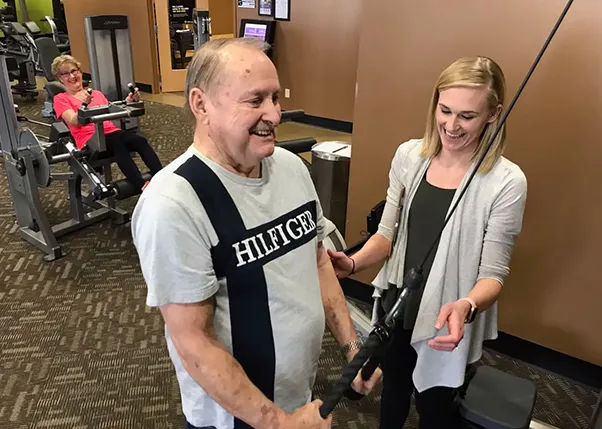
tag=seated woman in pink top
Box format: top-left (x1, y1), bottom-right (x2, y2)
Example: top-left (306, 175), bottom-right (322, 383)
top-left (51, 55), bottom-right (162, 193)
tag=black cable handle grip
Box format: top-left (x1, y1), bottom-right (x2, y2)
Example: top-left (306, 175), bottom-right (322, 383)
top-left (318, 333), bottom-right (383, 418)
top-left (360, 354), bottom-right (382, 380)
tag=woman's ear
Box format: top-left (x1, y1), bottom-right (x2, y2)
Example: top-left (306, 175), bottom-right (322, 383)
top-left (487, 104), bottom-right (503, 123)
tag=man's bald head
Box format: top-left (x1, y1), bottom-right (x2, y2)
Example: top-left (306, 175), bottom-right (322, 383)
top-left (184, 38), bottom-right (271, 115)
top-left (184, 38), bottom-right (282, 176)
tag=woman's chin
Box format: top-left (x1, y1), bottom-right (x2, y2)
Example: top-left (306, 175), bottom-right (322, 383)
top-left (440, 134), bottom-right (474, 152)
top-left (67, 82), bottom-right (82, 91)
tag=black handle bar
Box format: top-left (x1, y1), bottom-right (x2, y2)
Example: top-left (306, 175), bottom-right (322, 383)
top-left (275, 138), bottom-right (316, 154)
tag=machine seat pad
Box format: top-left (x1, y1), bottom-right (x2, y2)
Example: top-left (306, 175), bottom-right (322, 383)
top-left (459, 365), bottom-right (536, 429)
top-left (46, 81), bottom-right (66, 98)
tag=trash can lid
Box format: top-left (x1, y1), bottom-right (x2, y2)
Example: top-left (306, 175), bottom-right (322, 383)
top-left (311, 141), bottom-right (351, 161)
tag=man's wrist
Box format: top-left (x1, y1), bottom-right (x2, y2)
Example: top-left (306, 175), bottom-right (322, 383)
top-left (348, 255), bottom-right (356, 275)
top-left (254, 403), bottom-right (288, 429)
top-left (270, 408), bottom-right (289, 429)
top-left (342, 339), bottom-right (362, 361)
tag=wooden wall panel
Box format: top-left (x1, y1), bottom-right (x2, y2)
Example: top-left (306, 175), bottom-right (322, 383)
top-left (234, 0), bottom-right (361, 122)
top-left (209, 0), bottom-right (234, 35)
top-left (62, 0), bottom-right (159, 92)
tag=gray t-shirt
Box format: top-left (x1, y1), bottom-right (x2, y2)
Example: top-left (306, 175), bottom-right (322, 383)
top-left (131, 145), bottom-right (327, 428)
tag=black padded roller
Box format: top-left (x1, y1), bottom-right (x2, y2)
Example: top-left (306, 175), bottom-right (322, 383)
top-left (275, 138), bottom-right (317, 154)
top-left (113, 172), bottom-right (152, 200)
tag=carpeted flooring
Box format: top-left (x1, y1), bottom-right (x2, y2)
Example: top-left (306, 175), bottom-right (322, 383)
top-left (0, 96), bottom-right (599, 428)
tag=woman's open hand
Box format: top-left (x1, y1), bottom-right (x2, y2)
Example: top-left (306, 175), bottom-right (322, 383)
top-left (428, 299), bottom-right (472, 351)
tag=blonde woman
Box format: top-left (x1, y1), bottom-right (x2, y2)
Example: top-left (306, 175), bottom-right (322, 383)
top-left (51, 55), bottom-right (162, 193)
top-left (329, 56), bottom-right (528, 428)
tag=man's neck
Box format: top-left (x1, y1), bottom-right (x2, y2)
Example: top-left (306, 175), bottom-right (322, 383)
top-left (193, 132), bottom-right (261, 179)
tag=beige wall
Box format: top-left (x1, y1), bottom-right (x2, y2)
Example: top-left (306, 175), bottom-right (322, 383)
top-left (62, 0), bottom-right (159, 92)
top-left (347, 0), bottom-right (602, 366)
top-left (209, 0), bottom-right (234, 35)
top-left (234, 0), bottom-right (362, 122)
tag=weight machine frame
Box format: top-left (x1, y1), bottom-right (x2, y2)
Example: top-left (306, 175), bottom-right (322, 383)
top-left (1, 45), bottom-right (145, 261)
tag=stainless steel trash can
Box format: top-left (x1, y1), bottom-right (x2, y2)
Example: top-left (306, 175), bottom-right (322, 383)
top-left (310, 141), bottom-right (351, 236)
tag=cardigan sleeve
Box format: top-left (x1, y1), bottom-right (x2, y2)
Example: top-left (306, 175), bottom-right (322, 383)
top-left (377, 144), bottom-right (407, 241)
top-left (477, 168), bottom-right (528, 285)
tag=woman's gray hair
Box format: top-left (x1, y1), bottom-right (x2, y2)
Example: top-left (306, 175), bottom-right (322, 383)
top-left (184, 38), bottom-right (270, 116)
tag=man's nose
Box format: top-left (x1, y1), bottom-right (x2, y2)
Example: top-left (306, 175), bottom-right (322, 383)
top-left (263, 101), bottom-right (281, 125)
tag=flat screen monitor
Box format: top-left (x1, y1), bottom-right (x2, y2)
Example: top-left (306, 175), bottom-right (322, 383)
top-left (239, 19), bottom-right (275, 45)
top-left (169, 0), bottom-right (194, 23)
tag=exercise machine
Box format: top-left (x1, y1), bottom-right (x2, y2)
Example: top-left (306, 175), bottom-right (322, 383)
top-left (42, 15), bottom-right (69, 53)
top-left (276, 109), bottom-right (314, 170)
top-left (192, 8), bottom-right (211, 51)
top-left (1, 43), bottom-right (147, 261)
top-left (0, 20), bottom-right (39, 99)
top-left (84, 14), bottom-right (138, 131)
top-left (34, 35), bottom-right (68, 118)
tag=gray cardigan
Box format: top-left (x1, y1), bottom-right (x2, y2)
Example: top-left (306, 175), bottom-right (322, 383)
top-left (372, 138), bottom-right (528, 392)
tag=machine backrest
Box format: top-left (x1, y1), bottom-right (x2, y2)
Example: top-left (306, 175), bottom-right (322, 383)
top-left (8, 22), bottom-right (27, 35)
top-left (24, 21), bottom-right (41, 34)
top-left (35, 37), bottom-right (61, 82)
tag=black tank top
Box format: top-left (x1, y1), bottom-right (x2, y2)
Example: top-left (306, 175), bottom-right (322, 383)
top-left (381, 173), bottom-right (456, 331)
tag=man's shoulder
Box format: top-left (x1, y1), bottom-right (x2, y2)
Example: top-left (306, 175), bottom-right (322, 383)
top-left (268, 146), bottom-right (313, 183)
top-left (133, 150), bottom-right (200, 215)
top-left (271, 146), bottom-right (309, 168)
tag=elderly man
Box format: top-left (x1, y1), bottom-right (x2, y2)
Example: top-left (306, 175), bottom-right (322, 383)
top-left (131, 38), bottom-right (380, 429)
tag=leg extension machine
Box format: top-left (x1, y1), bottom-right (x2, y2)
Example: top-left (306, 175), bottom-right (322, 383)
top-left (0, 45), bottom-right (146, 261)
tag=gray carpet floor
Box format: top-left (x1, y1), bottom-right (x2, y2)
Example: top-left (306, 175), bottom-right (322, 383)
top-left (0, 95), bottom-right (599, 428)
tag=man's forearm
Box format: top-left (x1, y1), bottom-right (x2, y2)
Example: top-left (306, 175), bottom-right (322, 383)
top-left (318, 246), bottom-right (359, 361)
top-left (176, 337), bottom-right (287, 429)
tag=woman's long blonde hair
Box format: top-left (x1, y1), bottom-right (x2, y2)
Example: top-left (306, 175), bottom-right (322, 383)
top-left (420, 56), bottom-right (507, 174)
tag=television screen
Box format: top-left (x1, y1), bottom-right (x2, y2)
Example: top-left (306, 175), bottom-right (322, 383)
top-left (243, 23), bottom-right (268, 41)
top-left (169, 0), bottom-right (194, 23)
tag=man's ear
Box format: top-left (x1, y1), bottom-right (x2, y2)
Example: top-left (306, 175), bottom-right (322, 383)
top-left (189, 88), bottom-right (210, 124)
top-left (487, 104), bottom-right (503, 123)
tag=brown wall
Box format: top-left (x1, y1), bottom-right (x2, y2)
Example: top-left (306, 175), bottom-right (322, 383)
top-left (234, 0), bottom-right (361, 122)
top-left (209, 0), bottom-right (234, 35)
top-left (62, 0), bottom-right (159, 92)
top-left (347, 0), bottom-right (602, 366)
